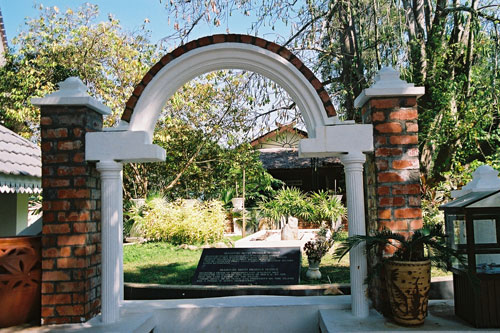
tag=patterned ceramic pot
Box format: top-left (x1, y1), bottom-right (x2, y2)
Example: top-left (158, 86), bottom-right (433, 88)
top-left (385, 260), bottom-right (431, 326)
top-left (0, 236), bottom-right (41, 328)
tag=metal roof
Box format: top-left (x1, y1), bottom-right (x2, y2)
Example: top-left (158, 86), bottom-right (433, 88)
top-left (0, 124), bottom-right (41, 193)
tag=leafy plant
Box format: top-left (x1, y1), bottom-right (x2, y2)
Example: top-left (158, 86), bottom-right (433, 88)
top-left (127, 196), bottom-right (226, 245)
top-left (304, 225), bottom-right (334, 262)
top-left (334, 223), bottom-right (469, 282)
top-left (307, 191), bottom-right (346, 227)
top-left (258, 187), bottom-right (310, 225)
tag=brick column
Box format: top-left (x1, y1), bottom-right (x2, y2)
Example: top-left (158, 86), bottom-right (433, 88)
top-left (32, 78), bottom-right (111, 324)
top-left (354, 67), bottom-right (425, 315)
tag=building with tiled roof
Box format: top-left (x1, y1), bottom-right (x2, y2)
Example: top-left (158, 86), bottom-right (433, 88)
top-left (250, 124), bottom-right (344, 192)
top-left (0, 124), bottom-right (42, 236)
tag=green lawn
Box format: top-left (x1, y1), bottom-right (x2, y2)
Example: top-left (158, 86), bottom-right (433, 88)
top-left (123, 239), bottom-right (450, 285)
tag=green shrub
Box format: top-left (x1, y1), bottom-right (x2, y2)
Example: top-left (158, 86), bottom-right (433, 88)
top-left (128, 197), bottom-right (226, 245)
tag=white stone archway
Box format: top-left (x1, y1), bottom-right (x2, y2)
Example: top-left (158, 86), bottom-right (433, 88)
top-left (81, 36), bottom-right (374, 324)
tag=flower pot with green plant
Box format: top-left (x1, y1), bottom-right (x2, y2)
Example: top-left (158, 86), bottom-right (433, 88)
top-left (303, 226), bottom-right (334, 280)
top-left (334, 223), bottom-right (468, 326)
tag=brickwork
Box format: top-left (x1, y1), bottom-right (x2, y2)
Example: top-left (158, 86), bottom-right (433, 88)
top-left (361, 96), bottom-right (422, 315)
top-left (40, 106), bottom-right (102, 324)
top-left (122, 34), bottom-right (336, 122)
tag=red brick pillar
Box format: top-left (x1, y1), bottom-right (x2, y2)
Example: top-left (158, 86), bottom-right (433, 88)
top-left (355, 67), bottom-right (425, 314)
top-left (32, 78), bottom-right (111, 324)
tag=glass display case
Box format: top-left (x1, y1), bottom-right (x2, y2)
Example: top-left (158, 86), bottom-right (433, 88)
top-left (440, 190), bottom-right (500, 328)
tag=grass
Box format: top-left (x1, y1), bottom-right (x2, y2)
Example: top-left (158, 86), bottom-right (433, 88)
top-left (123, 232), bottom-right (450, 286)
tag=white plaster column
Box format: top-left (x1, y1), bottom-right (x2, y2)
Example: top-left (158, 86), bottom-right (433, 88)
top-left (340, 152), bottom-right (369, 318)
top-left (96, 160), bottom-right (123, 324)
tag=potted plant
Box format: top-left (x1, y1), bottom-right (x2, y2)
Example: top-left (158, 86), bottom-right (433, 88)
top-left (334, 223), bottom-right (468, 326)
top-left (303, 226), bottom-right (334, 280)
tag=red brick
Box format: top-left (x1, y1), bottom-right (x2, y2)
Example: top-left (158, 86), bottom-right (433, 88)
top-left (290, 55), bottom-right (302, 68)
top-left (58, 189), bottom-right (90, 199)
top-left (74, 246), bottom-right (87, 256)
top-left (375, 123), bottom-right (402, 133)
top-left (375, 136), bottom-right (386, 145)
top-left (184, 40), bottom-right (198, 52)
top-left (149, 61), bottom-right (164, 75)
top-left (376, 159), bottom-right (388, 171)
top-left (390, 135), bottom-right (418, 145)
top-left (41, 117), bottom-right (52, 125)
top-left (73, 177), bottom-right (86, 187)
top-left (57, 140), bottom-right (82, 150)
top-left (379, 220), bottom-right (408, 231)
top-left (43, 128), bottom-right (68, 139)
top-left (372, 112), bottom-right (385, 122)
top-left (74, 222), bottom-right (96, 233)
top-left (42, 259), bottom-right (55, 270)
top-left (73, 128), bottom-right (83, 137)
top-left (375, 148), bottom-right (402, 157)
top-left (389, 109), bottom-right (417, 120)
top-left (300, 66), bottom-right (315, 81)
top-left (132, 84), bottom-right (145, 97)
top-left (407, 147), bottom-right (419, 156)
top-left (56, 305), bottom-right (84, 316)
top-left (370, 98), bottom-right (398, 109)
top-left (410, 219), bottom-right (423, 229)
top-left (266, 42), bottom-right (281, 53)
top-left (73, 153), bottom-right (85, 163)
top-left (254, 37), bottom-right (267, 48)
top-left (142, 72), bottom-right (154, 85)
top-left (212, 34), bottom-right (225, 43)
top-left (325, 104), bottom-right (336, 117)
top-left (44, 178), bottom-right (70, 187)
top-left (74, 200), bottom-right (94, 209)
top-left (57, 257), bottom-right (87, 269)
top-left (401, 97), bottom-right (417, 107)
top-left (392, 184), bottom-right (420, 195)
top-left (125, 95), bottom-right (138, 109)
top-left (394, 208), bottom-right (422, 219)
top-left (41, 306), bottom-right (55, 317)
top-left (41, 282), bottom-right (54, 294)
top-left (60, 246), bottom-right (72, 257)
top-left (45, 200), bottom-right (71, 211)
top-left (378, 172), bottom-right (404, 183)
top-left (407, 123), bottom-right (418, 132)
top-left (279, 47), bottom-right (293, 60)
top-left (42, 294), bottom-right (71, 305)
top-left (58, 211), bottom-right (91, 222)
top-left (41, 142), bottom-right (53, 152)
top-left (42, 224), bottom-right (70, 234)
top-left (392, 159), bottom-right (419, 169)
top-left (58, 234), bottom-right (87, 246)
top-left (43, 212), bottom-right (55, 223)
top-left (310, 78), bottom-right (322, 90)
top-left (240, 35), bottom-right (253, 44)
top-left (226, 34), bottom-right (238, 42)
top-left (72, 293), bottom-right (86, 303)
top-left (378, 209), bottom-right (391, 219)
top-left (160, 53), bottom-right (174, 65)
top-left (379, 197), bottom-right (405, 207)
top-left (57, 282), bottom-right (85, 294)
top-left (319, 90), bottom-right (330, 103)
top-left (43, 154), bottom-right (69, 164)
top-left (172, 46), bottom-right (185, 58)
top-left (377, 186), bottom-right (390, 195)
top-left (409, 195), bottom-right (421, 206)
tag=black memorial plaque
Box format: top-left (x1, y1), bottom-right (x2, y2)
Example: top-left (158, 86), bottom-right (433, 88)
top-left (192, 247), bottom-right (301, 285)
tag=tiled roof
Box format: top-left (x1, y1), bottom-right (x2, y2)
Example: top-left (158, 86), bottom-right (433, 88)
top-left (258, 148), bottom-right (340, 170)
top-left (0, 125), bottom-right (41, 193)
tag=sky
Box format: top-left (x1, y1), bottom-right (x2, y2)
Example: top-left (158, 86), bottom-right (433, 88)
top-left (0, 0), bottom-right (273, 47)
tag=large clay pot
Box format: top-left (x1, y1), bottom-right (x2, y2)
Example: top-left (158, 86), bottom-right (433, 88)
top-left (0, 236), bottom-right (41, 328)
top-left (385, 260), bottom-right (431, 326)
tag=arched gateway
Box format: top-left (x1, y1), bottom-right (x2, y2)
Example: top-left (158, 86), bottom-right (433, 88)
top-left (32, 35), bottom-right (425, 327)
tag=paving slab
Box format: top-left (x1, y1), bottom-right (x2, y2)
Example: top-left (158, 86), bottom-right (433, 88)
top-left (319, 300), bottom-right (498, 332)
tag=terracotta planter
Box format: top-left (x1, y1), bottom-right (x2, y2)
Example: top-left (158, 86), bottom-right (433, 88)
top-left (0, 236), bottom-right (41, 328)
top-left (306, 259), bottom-right (322, 280)
top-left (385, 260), bottom-right (431, 326)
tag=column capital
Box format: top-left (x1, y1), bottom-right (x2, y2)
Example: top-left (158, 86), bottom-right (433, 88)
top-left (96, 160), bottom-right (123, 177)
top-left (339, 152), bottom-right (366, 169)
